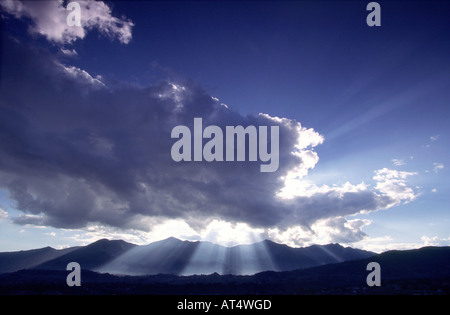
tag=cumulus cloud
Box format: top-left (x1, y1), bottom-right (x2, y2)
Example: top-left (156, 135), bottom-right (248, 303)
top-left (373, 168), bottom-right (417, 206)
top-left (275, 167), bottom-right (417, 229)
top-left (265, 217), bottom-right (372, 247)
top-left (0, 0), bottom-right (134, 44)
top-left (0, 36), bottom-right (419, 242)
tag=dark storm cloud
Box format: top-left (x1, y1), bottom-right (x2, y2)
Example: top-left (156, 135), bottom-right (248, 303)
top-left (0, 37), bottom-right (414, 232)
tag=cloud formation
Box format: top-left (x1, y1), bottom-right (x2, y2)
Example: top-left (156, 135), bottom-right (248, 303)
top-left (0, 208), bottom-right (8, 221)
top-left (266, 216), bottom-right (372, 248)
top-left (0, 0), bottom-right (134, 44)
top-left (0, 36), bottom-right (418, 241)
top-left (430, 134), bottom-right (440, 142)
top-left (433, 163), bottom-right (444, 173)
top-left (373, 168), bottom-right (417, 206)
top-left (392, 158), bottom-right (405, 166)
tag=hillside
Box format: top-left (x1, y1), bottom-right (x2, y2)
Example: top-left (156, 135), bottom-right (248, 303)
top-left (0, 237), bottom-right (375, 275)
top-left (0, 246), bottom-right (448, 295)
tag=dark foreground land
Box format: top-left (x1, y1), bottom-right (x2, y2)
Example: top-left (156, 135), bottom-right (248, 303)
top-left (0, 246), bottom-right (449, 295)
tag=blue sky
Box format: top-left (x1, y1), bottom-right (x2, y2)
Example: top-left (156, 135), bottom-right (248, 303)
top-left (0, 0), bottom-right (449, 252)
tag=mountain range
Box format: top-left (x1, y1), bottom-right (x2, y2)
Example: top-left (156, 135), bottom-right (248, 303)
top-left (0, 237), bottom-right (375, 275)
top-left (0, 244), bottom-right (449, 295)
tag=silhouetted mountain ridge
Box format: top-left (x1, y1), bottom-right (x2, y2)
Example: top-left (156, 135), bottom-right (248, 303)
top-left (0, 246), bottom-right (448, 294)
top-left (0, 237), bottom-right (374, 275)
top-left (0, 245), bottom-right (79, 273)
top-left (36, 239), bottom-right (137, 271)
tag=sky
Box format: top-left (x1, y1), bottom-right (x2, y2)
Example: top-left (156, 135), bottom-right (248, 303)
top-left (0, 0), bottom-right (449, 253)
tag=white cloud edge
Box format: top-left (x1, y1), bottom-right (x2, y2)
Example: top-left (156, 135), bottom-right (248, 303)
top-left (0, 0), bottom-right (134, 45)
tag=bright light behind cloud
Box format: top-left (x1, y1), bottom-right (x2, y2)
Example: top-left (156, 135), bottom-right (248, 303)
top-left (200, 220), bottom-right (265, 246)
top-left (61, 219), bottom-right (264, 248)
